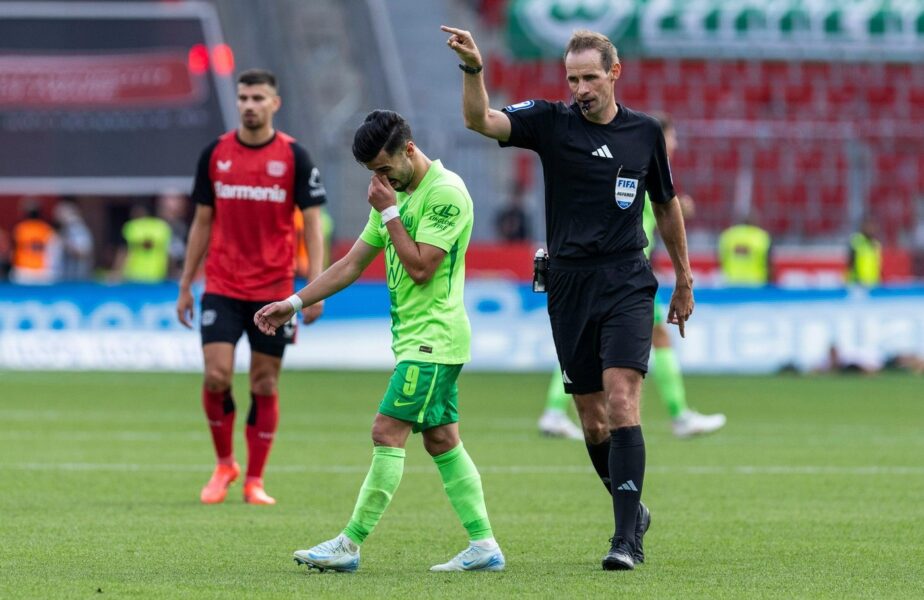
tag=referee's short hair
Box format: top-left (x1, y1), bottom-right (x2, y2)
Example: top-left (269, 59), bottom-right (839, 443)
top-left (564, 30), bottom-right (619, 72)
top-left (352, 110), bottom-right (413, 163)
top-left (237, 69), bottom-right (277, 91)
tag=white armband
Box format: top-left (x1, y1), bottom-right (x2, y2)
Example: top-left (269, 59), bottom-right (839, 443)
top-left (380, 205), bottom-right (400, 224)
top-left (285, 294), bottom-right (303, 313)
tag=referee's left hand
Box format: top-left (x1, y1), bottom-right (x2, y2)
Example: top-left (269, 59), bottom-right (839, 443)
top-left (667, 284), bottom-right (694, 338)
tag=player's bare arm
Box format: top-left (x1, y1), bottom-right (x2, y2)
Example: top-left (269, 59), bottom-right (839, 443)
top-left (441, 25), bottom-right (512, 142)
top-left (652, 197), bottom-right (694, 337)
top-left (254, 239), bottom-right (380, 335)
top-left (176, 204), bottom-right (214, 328)
top-left (300, 205), bottom-right (326, 325)
top-left (367, 173), bottom-right (446, 284)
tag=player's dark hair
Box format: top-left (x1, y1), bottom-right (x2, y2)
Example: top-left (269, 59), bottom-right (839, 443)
top-left (237, 69), bottom-right (277, 90)
top-left (649, 111), bottom-right (674, 133)
top-left (564, 30), bottom-right (619, 72)
top-left (352, 110), bottom-right (413, 163)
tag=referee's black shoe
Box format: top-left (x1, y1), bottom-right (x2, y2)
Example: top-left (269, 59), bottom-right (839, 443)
top-left (633, 502), bottom-right (651, 564)
top-left (602, 537), bottom-right (634, 571)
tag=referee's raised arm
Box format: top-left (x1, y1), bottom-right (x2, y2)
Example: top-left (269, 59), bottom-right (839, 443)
top-left (441, 25), bottom-right (511, 142)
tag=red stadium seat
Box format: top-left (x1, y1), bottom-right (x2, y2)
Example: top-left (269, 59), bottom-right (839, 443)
top-left (784, 82), bottom-right (814, 106)
top-left (619, 83), bottom-right (650, 107)
top-left (760, 62), bottom-right (793, 84)
top-left (825, 82), bottom-right (858, 116)
top-left (800, 62), bottom-right (834, 84)
top-left (867, 85), bottom-right (897, 110)
top-left (685, 181), bottom-right (733, 230)
top-left (711, 146), bottom-right (740, 171)
top-left (670, 148), bottom-right (697, 172)
top-left (795, 147), bottom-right (825, 172)
top-left (916, 155), bottom-right (924, 190)
top-left (743, 81), bottom-right (772, 105)
top-left (908, 86), bottom-right (924, 118)
top-left (754, 148), bottom-right (781, 171)
top-left (662, 80), bottom-right (692, 113)
top-left (488, 56), bottom-right (920, 243)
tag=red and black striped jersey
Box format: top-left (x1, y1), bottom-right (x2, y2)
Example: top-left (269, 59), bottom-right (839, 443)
top-left (191, 130), bottom-right (326, 300)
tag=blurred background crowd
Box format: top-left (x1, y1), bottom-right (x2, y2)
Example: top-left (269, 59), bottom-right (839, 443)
top-left (2, 0), bottom-right (923, 289)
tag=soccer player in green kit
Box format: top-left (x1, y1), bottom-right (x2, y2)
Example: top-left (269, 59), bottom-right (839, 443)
top-left (254, 110), bottom-right (504, 573)
top-left (540, 113), bottom-right (725, 440)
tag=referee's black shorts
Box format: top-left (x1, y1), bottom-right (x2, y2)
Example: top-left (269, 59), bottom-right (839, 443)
top-left (547, 251), bottom-right (657, 395)
top-left (200, 293), bottom-right (296, 358)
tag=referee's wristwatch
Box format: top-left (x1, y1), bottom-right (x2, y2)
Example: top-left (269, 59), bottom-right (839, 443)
top-left (458, 63), bottom-right (483, 75)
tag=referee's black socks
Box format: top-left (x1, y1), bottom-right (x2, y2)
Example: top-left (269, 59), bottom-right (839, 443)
top-left (585, 439), bottom-right (612, 494)
top-left (609, 425), bottom-right (645, 541)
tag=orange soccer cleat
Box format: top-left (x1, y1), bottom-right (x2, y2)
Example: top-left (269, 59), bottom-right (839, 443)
top-left (243, 480), bottom-right (277, 505)
top-left (200, 462), bottom-right (241, 504)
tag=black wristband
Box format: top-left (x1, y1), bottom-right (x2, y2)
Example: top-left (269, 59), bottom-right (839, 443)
top-left (458, 63), bottom-right (483, 74)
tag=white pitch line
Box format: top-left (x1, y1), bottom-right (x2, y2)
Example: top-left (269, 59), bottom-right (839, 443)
top-left (1, 463), bottom-right (923, 475)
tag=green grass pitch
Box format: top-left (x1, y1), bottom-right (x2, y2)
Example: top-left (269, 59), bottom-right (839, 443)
top-left (1, 370), bottom-right (922, 598)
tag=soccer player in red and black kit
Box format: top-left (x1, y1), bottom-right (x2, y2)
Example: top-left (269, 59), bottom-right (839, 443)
top-left (176, 69), bottom-right (327, 505)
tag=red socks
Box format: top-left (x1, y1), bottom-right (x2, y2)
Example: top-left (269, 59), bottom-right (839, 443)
top-left (204, 388), bottom-right (278, 479)
top-left (202, 388), bottom-right (235, 463)
top-left (245, 392), bottom-right (279, 481)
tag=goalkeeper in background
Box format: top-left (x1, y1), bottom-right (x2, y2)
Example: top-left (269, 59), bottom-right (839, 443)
top-left (255, 110), bottom-right (504, 573)
top-left (540, 113), bottom-right (725, 440)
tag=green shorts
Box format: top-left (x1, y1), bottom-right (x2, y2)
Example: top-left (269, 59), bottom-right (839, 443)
top-left (378, 361), bottom-right (463, 433)
top-left (653, 297), bottom-right (665, 326)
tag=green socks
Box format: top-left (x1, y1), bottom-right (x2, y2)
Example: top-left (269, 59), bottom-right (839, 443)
top-left (433, 444), bottom-right (493, 541)
top-left (545, 368), bottom-right (571, 412)
top-left (342, 443), bottom-right (493, 545)
top-left (343, 446), bottom-right (405, 544)
top-left (652, 347), bottom-right (688, 419)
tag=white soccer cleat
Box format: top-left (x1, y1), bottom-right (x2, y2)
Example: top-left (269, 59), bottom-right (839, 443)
top-left (672, 410), bottom-right (727, 438)
top-left (538, 410), bottom-right (584, 440)
top-left (293, 534), bottom-right (360, 573)
top-left (430, 542), bottom-right (506, 572)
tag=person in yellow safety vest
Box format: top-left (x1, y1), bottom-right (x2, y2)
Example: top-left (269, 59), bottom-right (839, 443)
top-left (846, 216), bottom-right (882, 287)
top-left (10, 201), bottom-right (59, 284)
top-left (717, 213), bottom-right (772, 286)
top-left (113, 204), bottom-right (172, 282)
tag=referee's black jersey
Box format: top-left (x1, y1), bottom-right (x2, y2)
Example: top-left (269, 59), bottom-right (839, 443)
top-left (500, 100), bottom-right (675, 260)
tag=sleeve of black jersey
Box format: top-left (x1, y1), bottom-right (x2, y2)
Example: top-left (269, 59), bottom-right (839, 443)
top-left (498, 100), bottom-right (554, 152)
top-left (292, 142), bottom-right (327, 210)
top-left (645, 124), bottom-right (676, 204)
top-left (191, 139), bottom-right (219, 206)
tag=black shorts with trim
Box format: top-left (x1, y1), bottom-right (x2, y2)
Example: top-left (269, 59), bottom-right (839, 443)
top-left (547, 251), bottom-right (657, 395)
top-left (200, 293), bottom-right (296, 358)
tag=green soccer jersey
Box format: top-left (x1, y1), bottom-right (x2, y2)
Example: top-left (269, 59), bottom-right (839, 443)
top-left (359, 160), bottom-right (473, 364)
top-left (642, 192), bottom-right (655, 260)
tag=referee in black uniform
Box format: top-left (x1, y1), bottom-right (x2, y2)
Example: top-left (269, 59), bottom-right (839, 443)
top-left (442, 25), bottom-right (694, 571)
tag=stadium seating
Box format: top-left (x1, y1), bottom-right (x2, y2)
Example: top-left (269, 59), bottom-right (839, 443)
top-left (485, 55), bottom-right (924, 243)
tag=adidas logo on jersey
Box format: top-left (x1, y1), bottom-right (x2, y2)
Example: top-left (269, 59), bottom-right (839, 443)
top-left (591, 145), bottom-right (613, 158)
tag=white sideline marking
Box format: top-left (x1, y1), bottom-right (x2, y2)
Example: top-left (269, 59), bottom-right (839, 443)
top-left (1, 463), bottom-right (922, 475)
